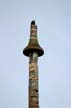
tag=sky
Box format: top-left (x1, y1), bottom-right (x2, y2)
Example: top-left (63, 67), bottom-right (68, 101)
top-left (0, 0), bottom-right (71, 108)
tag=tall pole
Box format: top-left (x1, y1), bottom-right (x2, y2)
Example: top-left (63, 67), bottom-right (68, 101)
top-left (29, 52), bottom-right (38, 108)
top-left (23, 21), bottom-right (44, 108)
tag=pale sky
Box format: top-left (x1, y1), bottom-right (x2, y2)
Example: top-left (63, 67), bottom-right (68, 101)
top-left (0, 0), bottom-right (71, 108)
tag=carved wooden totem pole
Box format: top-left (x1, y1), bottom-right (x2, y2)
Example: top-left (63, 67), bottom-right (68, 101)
top-left (23, 21), bottom-right (44, 108)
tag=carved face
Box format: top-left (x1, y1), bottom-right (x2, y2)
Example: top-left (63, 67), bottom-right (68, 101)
top-left (30, 71), bottom-right (38, 79)
top-left (29, 63), bottom-right (38, 72)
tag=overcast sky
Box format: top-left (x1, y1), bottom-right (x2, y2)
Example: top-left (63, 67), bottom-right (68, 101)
top-left (0, 0), bottom-right (71, 108)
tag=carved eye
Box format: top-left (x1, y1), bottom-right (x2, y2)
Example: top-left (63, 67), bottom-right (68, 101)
top-left (35, 90), bottom-right (38, 92)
